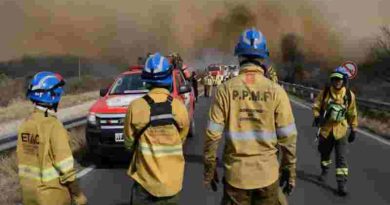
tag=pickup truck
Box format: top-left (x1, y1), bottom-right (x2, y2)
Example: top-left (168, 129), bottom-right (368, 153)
top-left (86, 66), bottom-right (196, 159)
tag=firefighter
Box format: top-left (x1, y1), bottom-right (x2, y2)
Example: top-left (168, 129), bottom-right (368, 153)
top-left (203, 72), bottom-right (213, 97)
top-left (168, 52), bottom-right (183, 69)
top-left (204, 28), bottom-right (297, 205)
top-left (17, 71), bottom-right (87, 205)
top-left (124, 53), bottom-right (189, 205)
top-left (191, 71), bottom-right (199, 102)
top-left (216, 73), bottom-right (224, 85)
top-left (137, 57), bottom-right (144, 66)
top-left (267, 65), bottom-right (279, 83)
top-left (312, 68), bottom-right (358, 196)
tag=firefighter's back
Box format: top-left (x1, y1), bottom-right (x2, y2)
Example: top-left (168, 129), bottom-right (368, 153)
top-left (220, 65), bottom-right (283, 189)
top-left (17, 110), bottom-right (71, 205)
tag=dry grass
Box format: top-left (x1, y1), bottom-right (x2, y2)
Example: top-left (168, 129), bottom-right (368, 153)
top-left (0, 152), bottom-right (21, 205)
top-left (0, 78), bottom-right (24, 107)
top-left (0, 125), bottom-right (88, 205)
top-left (0, 91), bottom-right (98, 123)
top-left (359, 116), bottom-right (390, 140)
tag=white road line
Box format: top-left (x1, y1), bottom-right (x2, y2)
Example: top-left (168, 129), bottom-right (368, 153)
top-left (355, 129), bottom-right (390, 146)
top-left (289, 97), bottom-right (390, 146)
top-left (290, 98), bottom-right (312, 109)
top-left (76, 165), bottom-right (96, 178)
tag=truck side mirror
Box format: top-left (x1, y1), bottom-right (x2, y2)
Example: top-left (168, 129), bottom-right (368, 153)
top-left (179, 84), bottom-right (192, 94)
top-left (100, 88), bottom-right (109, 97)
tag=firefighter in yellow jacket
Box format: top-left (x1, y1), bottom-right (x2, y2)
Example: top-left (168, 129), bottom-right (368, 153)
top-left (17, 71), bottom-right (87, 205)
top-left (267, 65), bottom-right (279, 83)
top-left (204, 28), bottom-right (297, 205)
top-left (124, 53), bottom-right (189, 205)
top-left (203, 72), bottom-right (214, 97)
top-left (312, 68), bottom-right (358, 196)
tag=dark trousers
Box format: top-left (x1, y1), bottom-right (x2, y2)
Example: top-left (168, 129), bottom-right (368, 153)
top-left (192, 80), bottom-right (198, 101)
top-left (318, 134), bottom-right (348, 182)
top-left (204, 85), bottom-right (212, 97)
top-left (130, 182), bottom-right (180, 205)
top-left (221, 180), bottom-right (279, 205)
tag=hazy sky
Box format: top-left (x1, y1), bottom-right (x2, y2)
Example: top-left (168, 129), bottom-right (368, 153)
top-left (312, 0), bottom-right (390, 58)
top-left (0, 0), bottom-right (388, 62)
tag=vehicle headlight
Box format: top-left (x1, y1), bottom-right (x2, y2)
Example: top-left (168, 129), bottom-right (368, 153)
top-left (88, 113), bottom-right (97, 125)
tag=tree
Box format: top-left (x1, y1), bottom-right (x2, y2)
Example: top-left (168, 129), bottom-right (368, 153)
top-left (368, 26), bottom-right (390, 83)
top-left (280, 33), bottom-right (304, 83)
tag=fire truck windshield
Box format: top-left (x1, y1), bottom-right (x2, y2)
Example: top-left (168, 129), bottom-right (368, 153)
top-left (208, 66), bottom-right (221, 72)
top-left (110, 73), bottom-right (147, 95)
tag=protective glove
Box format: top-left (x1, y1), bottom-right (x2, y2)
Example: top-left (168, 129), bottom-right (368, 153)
top-left (67, 180), bottom-right (88, 205)
top-left (72, 193), bottom-right (88, 205)
top-left (204, 157), bottom-right (220, 192)
top-left (210, 169), bottom-right (219, 192)
top-left (348, 130), bottom-right (356, 143)
top-left (313, 117), bottom-right (321, 127)
top-left (279, 169), bottom-right (295, 196)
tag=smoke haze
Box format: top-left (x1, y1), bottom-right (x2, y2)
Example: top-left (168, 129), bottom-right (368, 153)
top-left (0, 0), bottom-right (388, 66)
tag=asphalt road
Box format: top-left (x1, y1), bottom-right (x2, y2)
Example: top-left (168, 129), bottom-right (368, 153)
top-left (79, 93), bottom-right (390, 205)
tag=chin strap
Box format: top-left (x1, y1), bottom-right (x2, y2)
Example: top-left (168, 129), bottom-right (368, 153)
top-left (239, 60), bottom-right (267, 73)
top-left (35, 105), bottom-right (56, 117)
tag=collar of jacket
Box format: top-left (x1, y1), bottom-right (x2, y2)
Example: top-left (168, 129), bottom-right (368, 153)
top-left (239, 64), bottom-right (265, 75)
top-left (149, 88), bottom-right (170, 95)
top-left (330, 86), bottom-right (346, 96)
top-left (34, 105), bottom-right (56, 116)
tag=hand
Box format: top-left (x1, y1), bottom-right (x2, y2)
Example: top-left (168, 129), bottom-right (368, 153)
top-left (72, 192), bottom-right (88, 205)
top-left (279, 169), bottom-right (295, 196)
top-left (282, 182), bottom-right (295, 196)
top-left (204, 169), bottom-right (219, 192)
top-left (67, 181), bottom-right (88, 205)
top-left (313, 117), bottom-right (321, 127)
top-left (348, 130), bottom-right (356, 143)
top-left (211, 170), bottom-right (219, 192)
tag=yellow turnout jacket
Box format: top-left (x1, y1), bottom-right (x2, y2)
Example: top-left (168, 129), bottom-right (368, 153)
top-left (17, 107), bottom-right (76, 205)
top-left (204, 64), bottom-right (297, 189)
top-left (124, 88), bottom-right (189, 197)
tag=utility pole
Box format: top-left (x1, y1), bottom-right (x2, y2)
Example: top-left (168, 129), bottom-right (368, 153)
top-left (78, 57), bottom-right (81, 80)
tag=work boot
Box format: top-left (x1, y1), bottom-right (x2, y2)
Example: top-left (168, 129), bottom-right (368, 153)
top-left (337, 181), bottom-right (348, 197)
top-left (318, 169), bottom-right (329, 182)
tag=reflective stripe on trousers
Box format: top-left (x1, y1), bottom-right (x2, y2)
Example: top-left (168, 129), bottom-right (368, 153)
top-left (336, 168), bottom-right (349, 176)
top-left (321, 160), bottom-right (332, 167)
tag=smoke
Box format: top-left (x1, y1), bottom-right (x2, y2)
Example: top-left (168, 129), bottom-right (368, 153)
top-left (0, 0), bottom-right (388, 68)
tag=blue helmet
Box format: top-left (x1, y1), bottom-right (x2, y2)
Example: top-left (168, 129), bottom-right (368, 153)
top-left (331, 66), bottom-right (349, 80)
top-left (234, 28), bottom-right (269, 59)
top-left (26, 71), bottom-right (65, 105)
top-left (141, 52), bottom-right (173, 86)
top-left (334, 66), bottom-right (350, 79)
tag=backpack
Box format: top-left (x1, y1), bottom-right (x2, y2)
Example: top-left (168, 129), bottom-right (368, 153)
top-left (319, 86), bottom-right (352, 122)
top-left (129, 95), bottom-right (180, 170)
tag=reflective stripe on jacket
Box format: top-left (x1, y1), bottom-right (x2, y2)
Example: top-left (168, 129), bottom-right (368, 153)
top-left (312, 86), bottom-right (358, 139)
top-left (17, 108), bottom-right (76, 205)
top-left (124, 88), bottom-right (189, 197)
top-left (204, 64), bottom-right (297, 189)
top-left (204, 76), bottom-right (213, 86)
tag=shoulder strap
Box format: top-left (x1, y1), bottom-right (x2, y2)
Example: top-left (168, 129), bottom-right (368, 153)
top-left (319, 85), bottom-right (330, 116)
top-left (344, 88), bottom-right (352, 108)
top-left (135, 94), bottom-right (178, 139)
top-left (166, 95), bottom-right (173, 103)
top-left (142, 95), bottom-right (155, 105)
